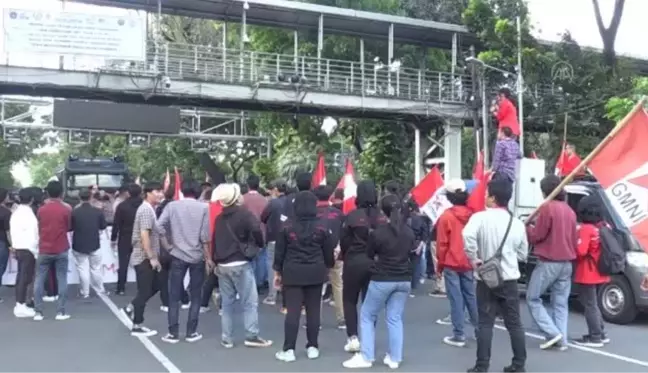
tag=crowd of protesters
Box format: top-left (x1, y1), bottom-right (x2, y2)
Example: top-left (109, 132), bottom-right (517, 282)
top-left (0, 160), bottom-right (643, 371)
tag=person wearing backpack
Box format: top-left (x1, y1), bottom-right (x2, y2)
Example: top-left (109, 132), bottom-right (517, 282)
top-left (572, 196), bottom-right (611, 348)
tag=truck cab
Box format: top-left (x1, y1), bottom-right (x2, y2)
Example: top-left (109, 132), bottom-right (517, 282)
top-left (513, 159), bottom-right (648, 324)
top-left (55, 155), bottom-right (129, 206)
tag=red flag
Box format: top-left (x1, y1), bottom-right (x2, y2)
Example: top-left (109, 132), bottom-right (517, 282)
top-left (173, 167), bottom-right (183, 200)
top-left (410, 166), bottom-right (450, 223)
top-left (334, 159), bottom-right (357, 214)
top-left (209, 200), bottom-right (223, 240)
top-left (472, 150), bottom-right (484, 180)
top-left (467, 171), bottom-right (492, 213)
top-left (163, 168), bottom-right (171, 193)
top-left (530, 151), bottom-right (538, 159)
top-left (312, 153), bottom-right (327, 187)
top-left (587, 106), bottom-right (648, 253)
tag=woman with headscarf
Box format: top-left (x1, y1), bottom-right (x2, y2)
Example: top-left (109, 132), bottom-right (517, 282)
top-left (343, 194), bottom-right (415, 369)
top-left (339, 181), bottom-right (387, 353)
top-left (273, 191), bottom-right (336, 362)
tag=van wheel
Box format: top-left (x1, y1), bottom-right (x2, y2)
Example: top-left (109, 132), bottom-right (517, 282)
top-left (598, 275), bottom-right (637, 325)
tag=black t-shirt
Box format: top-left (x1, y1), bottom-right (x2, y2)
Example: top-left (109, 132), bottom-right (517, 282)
top-left (0, 205), bottom-right (11, 246)
top-left (71, 203), bottom-right (107, 254)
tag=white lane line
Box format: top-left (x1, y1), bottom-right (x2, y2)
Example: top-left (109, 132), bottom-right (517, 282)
top-left (96, 292), bottom-right (181, 373)
top-left (493, 324), bottom-right (648, 368)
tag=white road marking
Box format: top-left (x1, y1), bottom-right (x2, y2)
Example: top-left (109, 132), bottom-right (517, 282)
top-left (492, 324), bottom-right (648, 368)
top-left (96, 292), bottom-right (181, 373)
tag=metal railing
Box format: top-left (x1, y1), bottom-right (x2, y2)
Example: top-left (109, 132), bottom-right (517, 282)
top-left (138, 42), bottom-right (472, 103)
top-left (2, 40), bottom-right (564, 105)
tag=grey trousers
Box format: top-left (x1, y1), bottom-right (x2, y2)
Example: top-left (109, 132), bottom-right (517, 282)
top-left (266, 241), bottom-right (278, 300)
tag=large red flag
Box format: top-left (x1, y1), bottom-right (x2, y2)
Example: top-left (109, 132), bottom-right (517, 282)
top-left (587, 106), bottom-right (648, 253)
top-left (334, 159), bottom-right (357, 214)
top-left (312, 153), bottom-right (327, 187)
top-left (410, 166), bottom-right (450, 224)
top-left (467, 171), bottom-right (492, 213)
top-left (472, 150), bottom-right (484, 180)
top-left (173, 167), bottom-right (183, 200)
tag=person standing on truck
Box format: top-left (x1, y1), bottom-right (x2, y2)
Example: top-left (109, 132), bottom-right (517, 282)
top-left (572, 196), bottom-right (610, 348)
top-left (525, 175), bottom-right (578, 350)
top-left (490, 127), bottom-right (521, 187)
top-left (491, 87), bottom-right (520, 138)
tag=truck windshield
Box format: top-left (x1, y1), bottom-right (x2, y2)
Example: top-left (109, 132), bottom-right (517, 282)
top-left (70, 174), bottom-right (124, 189)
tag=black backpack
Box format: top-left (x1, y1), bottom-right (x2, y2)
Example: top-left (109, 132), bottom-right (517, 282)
top-left (597, 225), bottom-right (626, 275)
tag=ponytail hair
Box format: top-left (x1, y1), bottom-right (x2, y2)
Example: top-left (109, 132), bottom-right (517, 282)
top-left (381, 194), bottom-right (403, 234)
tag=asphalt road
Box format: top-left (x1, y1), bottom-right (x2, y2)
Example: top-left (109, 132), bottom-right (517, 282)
top-left (1, 283), bottom-right (647, 372)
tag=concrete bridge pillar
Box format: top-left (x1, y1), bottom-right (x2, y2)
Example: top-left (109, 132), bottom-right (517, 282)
top-left (443, 120), bottom-right (463, 182)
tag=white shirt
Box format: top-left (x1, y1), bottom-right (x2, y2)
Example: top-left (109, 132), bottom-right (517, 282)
top-left (10, 204), bottom-right (39, 256)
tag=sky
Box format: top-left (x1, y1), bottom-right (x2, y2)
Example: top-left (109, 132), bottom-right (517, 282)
top-left (2, 0), bottom-right (648, 185)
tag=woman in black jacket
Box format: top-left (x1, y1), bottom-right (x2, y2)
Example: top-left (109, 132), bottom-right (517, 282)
top-left (343, 194), bottom-right (415, 370)
top-left (339, 181), bottom-right (387, 353)
top-left (273, 191), bottom-right (335, 362)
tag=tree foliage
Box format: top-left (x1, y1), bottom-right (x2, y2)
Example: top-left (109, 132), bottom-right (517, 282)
top-left (16, 0), bottom-right (639, 188)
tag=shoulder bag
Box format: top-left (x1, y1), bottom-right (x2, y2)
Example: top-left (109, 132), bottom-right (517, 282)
top-left (224, 220), bottom-right (260, 260)
top-left (477, 211), bottom-right (514, 289)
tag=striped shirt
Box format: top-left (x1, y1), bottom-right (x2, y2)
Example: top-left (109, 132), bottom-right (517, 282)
top-left (492, 138), bottom-right (521, 182)
top-left (157, 198), bottom-right (210, 264)
top-left (131, 201), bottom-right (160, 266)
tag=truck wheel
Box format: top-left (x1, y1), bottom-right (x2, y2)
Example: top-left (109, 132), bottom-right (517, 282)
top-left (598, 275), bottom-right (638, 325)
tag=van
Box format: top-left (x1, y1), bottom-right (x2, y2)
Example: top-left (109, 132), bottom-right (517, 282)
top-left (513, 159), bottom-right (648, 324)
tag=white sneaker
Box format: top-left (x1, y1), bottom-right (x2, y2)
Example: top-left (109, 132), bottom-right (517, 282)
top-left (383, 354), bottom-right (400, 369)
top-left (344, 337), bottom-right (361, 353)
top-left (199, 306), bottom-right (210, 314)
top-left (14, 304), bottom-right (36, 318)
top-left (160, 306), bottom-right (169, 312)
top-left (181, 303), bottom-right (190, 310)
top-left (540, 334), bottom-right (563, 350)
top-left (33, 313), bottom-right (44, 321)
top-left (55, 313), bottom-right (71, 321)
top-left (343, 353), bottom-right (372, 369)
top-left (43, 296), bottom-right (58, 303)
top-left (307, 346), bottom-right (320, 359)
top-left (275, 349), bottom-right (296, 362)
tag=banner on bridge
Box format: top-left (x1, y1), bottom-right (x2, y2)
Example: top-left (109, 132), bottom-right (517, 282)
top-left (2, 8), bottom-right (146, 61)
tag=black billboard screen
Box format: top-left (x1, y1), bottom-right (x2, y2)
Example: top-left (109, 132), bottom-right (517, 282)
top-left (53, 100), bottom-right (181, 134)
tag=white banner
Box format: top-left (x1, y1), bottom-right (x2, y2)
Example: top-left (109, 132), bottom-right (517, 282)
top-left (1, 226), bottom-right (136, 286)
top-left (2, 8), bottom-right (146, 61)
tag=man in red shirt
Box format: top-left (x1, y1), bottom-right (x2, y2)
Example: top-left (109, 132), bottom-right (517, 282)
top-left (493, 88), bottom-right (521, 137)
top-left (558, 143), bottom-right (585, 177)
top-left (34, 181), bottom-right (72, 321)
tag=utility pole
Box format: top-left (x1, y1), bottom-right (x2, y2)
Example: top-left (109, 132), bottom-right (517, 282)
top-left (470, 45), bottom-right (480, 161)
top-left (481, 75), bottom-right (489, 168)
top-left (516, 15), bottom-right (524, 156)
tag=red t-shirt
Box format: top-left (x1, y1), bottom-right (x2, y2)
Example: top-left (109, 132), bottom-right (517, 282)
top-left (560, 154), bottom-right (585, 176)
top-left (496, 98), bottom-right (521, 136)
top-left (38, 199), bottom-right (72, 255)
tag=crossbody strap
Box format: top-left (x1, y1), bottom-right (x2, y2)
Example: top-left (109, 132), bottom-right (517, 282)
top-left (224, 220), bottom-right (241, 245)
top-left (493, 212), bottom-right (514, 259)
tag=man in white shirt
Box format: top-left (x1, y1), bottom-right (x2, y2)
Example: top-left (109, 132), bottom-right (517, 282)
top-left (10, 189), bottom-right (39, 318)
top-left (462, 178), bottom-right (529, 373)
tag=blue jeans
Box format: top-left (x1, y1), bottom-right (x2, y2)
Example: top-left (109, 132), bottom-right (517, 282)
top-left (526, 261), bottom-right (572, 345)
top-left (168, 257), bottom-right (205, 335)
top-left (265, 241), bottom-right (278, 300)
top-left (444, 269), bottom-right (478, 339)
top-left (252, 248), bottom-right (268, 287)
top-left (360, 281), bottom-right (410, 363)
top-left (34, 251), bottom-right (69, 314)
top-left (0, 241), bottom-right (9, 286)
top-left (419, 244), bottom-right (428, 279)
top-left (217, 263), bottom-right (260, 342)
